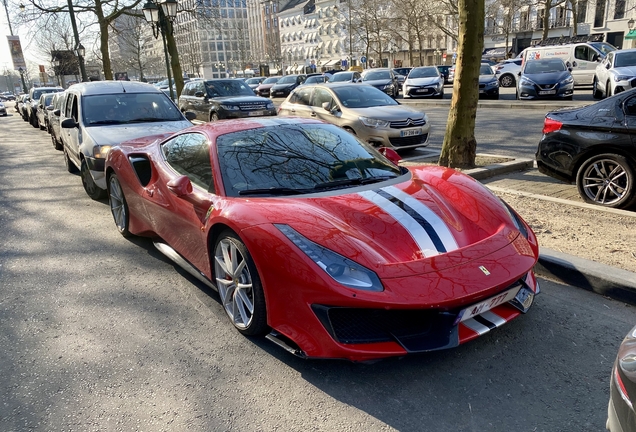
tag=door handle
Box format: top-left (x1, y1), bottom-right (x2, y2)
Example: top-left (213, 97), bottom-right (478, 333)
top-left (310, 112), bottom-right (317, 117)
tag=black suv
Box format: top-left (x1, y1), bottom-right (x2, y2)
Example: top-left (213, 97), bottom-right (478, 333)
top-left (178, 79), bottom-right (276, 122)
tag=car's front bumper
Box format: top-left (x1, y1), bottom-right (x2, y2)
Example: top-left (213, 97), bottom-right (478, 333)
top-left (354, 121), bottom-right (431, 150)
top-left (217, 109), bottom-right (277, 120)
top-left (611, 77), bottom-right (636, 94)
top-left (517, 82), bottom-right (574, 99)
top-left (403, 86), bottom-right (443, 98)
top-left (86, 156), bottom-right (107, 190)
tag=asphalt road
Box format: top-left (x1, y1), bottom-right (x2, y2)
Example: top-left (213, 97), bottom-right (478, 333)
top-left (1, 105), bottom-right (634, 431)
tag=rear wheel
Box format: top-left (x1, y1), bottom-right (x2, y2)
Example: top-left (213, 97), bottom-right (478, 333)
top-left (51, 134), bottom-right (62, 150)
top-left (64, 148), bottom-right (78, 173)
top-left (576, 154), bottom-right (636, 209)
top-left (80, 160), bottom-right (106, 200)
top-left (592, 78), bottom-right (602, 99)
top-left (606, 81), bottom-right (613, 98)
top-left (499, 74), bottom-right (515, 87)
top-left (214, 231), bottom-right (268, 336)
top-left (108, 174), bottom-right (131, 237)
top-left (210, 112), bottom-right (219, 122)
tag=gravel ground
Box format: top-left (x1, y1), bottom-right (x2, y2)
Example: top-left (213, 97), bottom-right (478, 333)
top-left (494, 192), bottom-right (636, 273)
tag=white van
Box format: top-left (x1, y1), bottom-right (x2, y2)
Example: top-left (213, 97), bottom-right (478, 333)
top-left (521, 42), bottom-right (616, 86)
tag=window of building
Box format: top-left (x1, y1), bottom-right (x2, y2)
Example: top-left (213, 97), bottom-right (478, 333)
top-left (536, 9), bottom-right (544, 28)
top-left (614, 0), bottom-right (625, 19)
top-left (594, 0), bottom-right (606, 26)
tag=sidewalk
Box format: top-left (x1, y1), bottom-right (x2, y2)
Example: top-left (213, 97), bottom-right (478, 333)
top-left (402, 151), bottom-right (636, 306)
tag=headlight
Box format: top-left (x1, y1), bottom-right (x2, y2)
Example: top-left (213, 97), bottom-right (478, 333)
top-left (93, 145), bottom-right (112, 159)
top-left (614, 75), bottom-right (631, 82)
top-left (275, 224), bottom-right (384, 292)
top-left (220, 104), bottom-right (240, 111)
top-left (359, 116), bottom-right (390, 128)
top-left (266, 102), bottom-right (275, 110)
top-left (486, 80), bottom-right (498, 88)
top-left (519, 77), bottom-right (535, 87)
top-left (559, 76), bottom-right (574, 85)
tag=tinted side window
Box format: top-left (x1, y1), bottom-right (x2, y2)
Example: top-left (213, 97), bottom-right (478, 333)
top-left (162, 133), bottom-right (214, 192)
top-left (574, 46), bottom-right (594, 61)
top-left (624, 97), bottom-right (636, 116)
top-left (312, 88), bottom-right (334, 108)
top-left (290, 88), bottom-right (312, 105)
top-left (64, 94), bottom-right (74, 117)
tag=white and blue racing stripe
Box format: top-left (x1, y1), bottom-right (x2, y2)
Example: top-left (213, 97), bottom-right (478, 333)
top-left (358, 187), bottom-right (458, 257)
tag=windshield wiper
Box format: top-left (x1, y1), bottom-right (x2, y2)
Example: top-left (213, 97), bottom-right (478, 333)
top-left (238, 187), bottom-right (314, 196)
top-left (312, 175), bottom-right (397, 191)
top-left (127, 118), bottom-right (169, 123)
top-left (89, 120), bottom-right (126, 125)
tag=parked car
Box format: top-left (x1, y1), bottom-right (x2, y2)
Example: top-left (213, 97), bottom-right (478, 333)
top-left (360, 68), bottom-right (400, 98)
top-left (48, 92), bottom-right (66, 150)
top-left (593, 48), bottom-right (636, 99)
top-left (479, 63), bottom-right (500, 99)
top-left (302, 74), bottom-right (330, 85)
top-left (245, 76), bottom-right (266, 90)
top-left (36, 93), bottom-right (55, 130)
top-left (536, 88), bottom-right (636, 208)
top-left (392, 67), bottom-right (413, 78)
top-left (58, 81), bottom-right (196, 200)
top-left (327, 71), bottom-right (361, 83)
top-left (178, 79), bottom-right (276, 122)
top-left (495, 58), bottom-right (523, 87)
top-left (607, 324), bottom-right (636, 432)
top-left (448, 65), bottom-right (456, 83)
top-left (278, 83), bottom-right (430, 151)
top-left (0, 101), bottom-right (6, 116)
top-left (516, 58), bottom-right (574, 100)
top-left (402, 66), bottom-right (444, 99)
top-left (436, 65), bottom-right (452, 84)
top-left (269, 74), bottom-right (306, 98)
top-left (16, 94), bottom-right (26, 112)
top-left (26, 86), bottom-right (63, 128)
top-left (255, 76), bottom-right (281, 97)
top-left (104, 116), bottom-right (539, 361)
top-left (0, 91), bottom-right (15, 101)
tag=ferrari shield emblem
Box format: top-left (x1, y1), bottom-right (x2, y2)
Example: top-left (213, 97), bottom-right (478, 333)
top-left (479, 266), bottom-right (490, 276)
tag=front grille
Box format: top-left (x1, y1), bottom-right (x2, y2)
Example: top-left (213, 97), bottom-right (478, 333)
top-left (239, 102), bottom-right (268, 111)
top-left (540, 84), bottom-right (556, 90)
top-left (389, 133), bottom-right (429, 147)
top-left (390, 118), bottom-right (426, 129)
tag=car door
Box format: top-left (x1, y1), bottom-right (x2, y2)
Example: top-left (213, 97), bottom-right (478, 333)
top-left (310, 87), bottom-right (344, 126)
top-left (280, 86), bottom-right (313, 118)
top-left (573, 45), bottom-right (596, 85)
top-left (144, 132), bottom-right (218, 276)
top-left (61, 93), bottom-right (81, 166)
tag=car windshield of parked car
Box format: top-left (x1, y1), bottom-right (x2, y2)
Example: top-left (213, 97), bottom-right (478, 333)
top-left (32, 88), bottom-right (59, 100)
top-left (590, 42), bottom-right (616, 56)
top-left (245, 77), bottom-right (262, 85)
top-left (330, 85), bottom-right (398, 108)
top-left (277, 76), bottom-right (298, 84)
top-left (205, 80), bottom-right (255, 97)
top-left (362, 71), bottom-right (390, 81)
top-left (217, 123), bottom-right (402, 197)
top-left (82, 93), bottom-right (184, 125)
top-left (614, 52), bottom-right (636, 68)
top-left (43, 94), bottom-right (54, 105)
top-left (409, 67), bottom-right (439, 78)
top-left (479, 65), bottom-right (494, 74)
top-left (523, 60), bottom-right (566, 74)
top-left (329, 73), bottom-right (353, 82)
top-left (262, 77), bottom-right (279, 84)
top-left (305, 76), bottom-right (327, 84)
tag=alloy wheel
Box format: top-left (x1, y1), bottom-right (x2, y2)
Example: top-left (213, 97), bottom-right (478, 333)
top-left (580, 158), bottom-right (630, 206)
top-left (108, 175), bottom-right (129, 236)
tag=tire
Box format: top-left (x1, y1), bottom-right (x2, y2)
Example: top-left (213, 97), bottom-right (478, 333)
top-left (576, 154), bottom-right (636, 209)
top-left (30, 114), bottom-right (38, 128)
top-left (63, 147), bottom-right (78, 173)
top-left (213, 231), bottom-right (268, 336)
top-left (108, 174), bottom-right (131, 237)
top-left (499, 74), bottom-right (515, 87)
top-left (51, 134), bottom-right (62, 151)
top-left (592, 78), bottom-right (602, 99)
top-left (81, 160), bottom-right (106, 200)
top-left (39, 120), bottom-right (46, 130)
top-left (210, 112), bottom-right (219, 122)
top-left (606, 81), bottom-right (613, 98)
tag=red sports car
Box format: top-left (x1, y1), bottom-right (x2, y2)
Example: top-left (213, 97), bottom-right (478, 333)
top-left (105, 117), bottom-right (540, 362)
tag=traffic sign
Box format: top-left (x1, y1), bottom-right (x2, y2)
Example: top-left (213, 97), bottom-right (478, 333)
top-left (360, 56), bottom-right (367, 63)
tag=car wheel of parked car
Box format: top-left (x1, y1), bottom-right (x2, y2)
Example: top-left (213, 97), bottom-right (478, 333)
top-left (606, 81), bottom-right (613, 98)
top-left (436, 89), bottom-right (444, 99)
top-left (51, 135), bottom-right (62, 151)
top-left (499, 74), bottom-right (515, 87)
top-left (592, 78), bottom-right (603, 99)
top-left (39, 120), bottom-right (46, 131)
top-left (210, 112), bottom-right (219, 122)
top-left (81, 160), bottom-right (106, 200)
top-left (108, 174), bottom-right (131, 237)
top-left (213, 231), bottom-right (268, 336)
top-left (63, 148), bottom-right (78, 173)
top-left (576, 154), bottom-right (636, 209)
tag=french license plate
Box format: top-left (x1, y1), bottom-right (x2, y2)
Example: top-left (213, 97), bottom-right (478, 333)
top-left (479, 89), bottom-right (485, 93)
top-left (539, 90), bottom-right (556, 95)
top-left (400, 128), bottom-right (421, 137)
top-left (273, 92), bottom-right (283, 96)
top-left (415, 89), bottom-right (429, 93)
top-left (456, 286), bottom-right (521, 323)
top-left (248, 111), bottom-right (264, 116)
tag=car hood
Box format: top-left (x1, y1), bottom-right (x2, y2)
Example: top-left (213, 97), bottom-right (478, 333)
top-left (479, 74), bottom-right (498, 83)
top-left (257, 83), bottom-right (277, 90)
top-left (233, 165), bottom-right (537, 277)
top-left (363, 79), bottom-right (392, 86)
top-left (271, 82), bottom-right (296, 90)
top-left (404, 77), bottom-right (440, 86)
top-left (341, 104), bottom-right (424, 120)
top-left (85, 120), bottom-right (192, 146)
top-left (612, 65), bottom-right (636, 76)
top-left (523, 71), bottom-right (571, 84)
top-left (211, 96), bottom-right (269, 103)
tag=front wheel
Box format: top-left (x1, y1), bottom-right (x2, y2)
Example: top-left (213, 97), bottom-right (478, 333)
top-left (213, 231), bottom-right (268, 336)
top-left (80, 160), bottom-right (106, 200)
top-left (576, 154), bottom-right (636, 209)
top-left (210, 112), bottom-right (219, 122)
top-left (606, 81), bottom-right (613, 98)
top-left (500, 74), bottom-right (515, 87)
top-left (108, 174), bottom-right (131, 237)
top-left (64, 148), bottom-right (78, 173)
top-left (592, 79), bottom-right (602, 99)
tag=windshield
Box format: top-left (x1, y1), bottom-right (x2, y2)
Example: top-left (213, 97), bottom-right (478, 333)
top-left (479, 65), bottom-right (494, 74)
top-left (262, 77), bottom-right (280, 84)
top-left (82, 92), bottom-right (184, 126)
top-left (277, 76), bottom-right (298, 84)
top-left (363, 71), bottom-right (390, 81)
top-left (590, 42), bottom-right (617, 56)
top-left (331, 85), bottom-right (398, 108)
top-left (246, 78), bottom-right (262, 85)
top-left (43, 94), bottom-right (54, 105)
top-left (216, 123), bottom-right (402, 197)
top-left (306, 76), bottom-right (327, 84)
top-left (205, 80), bottom-right (256, 97)
top-left (615, 52), bottom-right (636, 68)
top-left (329, 73), bottom-right (353, 82)
top-left (523, 59), bottom-right (566, 74)
top-left (408, 67), bottom-right (439, 78)
top-left (32, 89), bottom-right (60, 100)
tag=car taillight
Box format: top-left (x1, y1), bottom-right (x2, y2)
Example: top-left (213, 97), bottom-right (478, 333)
top-left (542, 117), bottom-right (562, 134)
top-left (615, 366), bottom-right (634, 410)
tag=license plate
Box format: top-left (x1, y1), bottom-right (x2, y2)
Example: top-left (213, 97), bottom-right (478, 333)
top-left (415, 89), bottom-right (429, 93)
top-left (539, 90), bottom-right (556, 95)
top-left (456, 286), bottom-right (521, 323)
top-left (479, 89), bottom-right (485, 93)
top-left (248, 110), bottom-right (264, 116)
top-left (400, 128), bottom-right (421, 137)
top-left (274, 92), bottom-right (283, 96)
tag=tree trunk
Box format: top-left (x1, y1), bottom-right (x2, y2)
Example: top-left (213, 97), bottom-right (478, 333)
top-left (165, 21), bottom-right (184, 98)
top-left (542, 1), bottom-right (551, 41)
top-left (95, 0), bottom-right (113, 80)
top-left (438, 0), bottom-right (484, 168)
top-left (571, 0), bottom-right (578, 36)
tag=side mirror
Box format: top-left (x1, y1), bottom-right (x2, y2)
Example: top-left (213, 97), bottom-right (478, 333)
top-left (60, 118), bottom-right (77, 128)
top-left (184, 111), bottom-right (197, 121)
top-left (53, 109), bottom-right (61, 116)
top-left (568, 67), bottom-right (573, 72)
top-left (166, 175), bottom-right (193, 197)
top-left (593, 54), bottom-right (600, 62)
top-left (572, 61), bottom-right (578, 67)
top-left (566, 61), bottom-right (572, 68)
top-left (378, 147), bottom-right (401, 166)
top-left (606, 63), bottom-right (610, 69)
top-left (194, 91), bottom-right (204, 97)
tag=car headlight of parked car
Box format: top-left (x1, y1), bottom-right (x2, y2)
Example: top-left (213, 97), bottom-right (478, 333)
top-left (614, 74), bottom-right (631, 82)
top-left (266, 102), bottom-right (275, 110)
top-left (220, 104), bottom-right (240, 111)
top-left (93, 145), bottom-right (112, 159)
top-left (519, 77), bottom-right (536, 87)
top-left (559, 76), bottom-right (574, 85)
top-left (276, 224), bottom-right (384, 292)
top-left (359, 116), bottom-right (390, 128)
top-left (485, 80), bottom-right (498, 88)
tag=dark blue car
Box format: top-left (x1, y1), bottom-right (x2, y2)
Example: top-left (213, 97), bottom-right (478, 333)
top-left (516, 58), bottom-right (574, 100)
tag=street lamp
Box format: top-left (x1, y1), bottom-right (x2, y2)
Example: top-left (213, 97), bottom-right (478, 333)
top-left (629, 18), bottom-right (635, 29)
top-left (143, 0), bottom-right (178, 100)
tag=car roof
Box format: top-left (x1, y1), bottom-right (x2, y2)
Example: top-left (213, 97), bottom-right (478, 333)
top-left (66, 81), bottom-right (165, 96)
